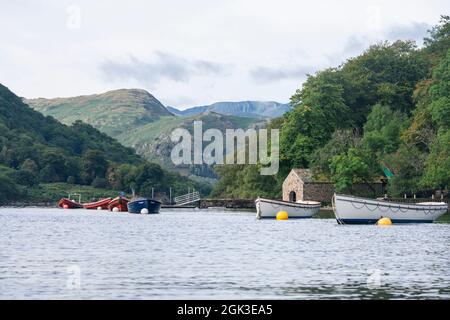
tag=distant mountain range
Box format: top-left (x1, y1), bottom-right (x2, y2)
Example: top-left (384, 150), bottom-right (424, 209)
top-left (119, 111), bottom-right (264, 176)
top-left (167, 101), bottom-right (291, 118)
top-left (26, 89), bottom-right (289, 179)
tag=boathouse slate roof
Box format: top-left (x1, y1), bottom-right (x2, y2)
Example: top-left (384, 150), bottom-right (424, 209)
top-left (291, 168), bottom-right (313, 183)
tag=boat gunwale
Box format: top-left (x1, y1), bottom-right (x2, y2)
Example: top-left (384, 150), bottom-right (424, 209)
top-left (256, 197), bottom-right (321, 209)
top-left (129, 198), bottom-right (162, 205)
top-left (83, 198), bottom-right (112, 206)
top-left (335, 194), bottom-right (448, 211)
top-left (337, 218), bottom-right (434, 224)
top-left (58, 198), bottom-right (83, 208)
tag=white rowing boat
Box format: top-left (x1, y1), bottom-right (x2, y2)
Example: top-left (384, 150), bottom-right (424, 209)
top-left (255, 197), bottom-right (321, 219)
top-left (332, 193), bottom-right (448, 224)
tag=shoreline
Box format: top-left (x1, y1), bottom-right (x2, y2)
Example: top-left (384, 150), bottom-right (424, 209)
top-left (1, 202), bottom-right (55, 208)
top-left (0, 201), bottom-right (335, 211)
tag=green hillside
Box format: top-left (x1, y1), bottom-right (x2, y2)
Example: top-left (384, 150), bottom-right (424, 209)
top-left (26, 89), bottom-right (173, 137)
top-left (0, 83), bottom-right (142, 168)
top-left (26, 89), bottom-right (263, 177)
top-left (119, 112), bottom-right (260, 167)
top-left (0, 84), bottom-right (210, 204)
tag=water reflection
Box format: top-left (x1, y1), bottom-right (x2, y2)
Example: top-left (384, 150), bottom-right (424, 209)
top-left (0, 208), bottom-right (448, 299)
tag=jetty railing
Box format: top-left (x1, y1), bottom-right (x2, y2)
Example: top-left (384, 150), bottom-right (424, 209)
top-left (174, 191), bottom-right (200, 206)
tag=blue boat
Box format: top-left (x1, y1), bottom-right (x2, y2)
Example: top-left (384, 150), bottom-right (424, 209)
top-left (127, 198), bottom-right (161, 214)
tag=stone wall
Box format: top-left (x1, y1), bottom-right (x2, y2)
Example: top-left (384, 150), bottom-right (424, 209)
top-left (302, 182), bottom-right (335, 203)
top-left (282, 171), bottom-right (304, 201)
top-left (198, 199), bottom-right (256, 209)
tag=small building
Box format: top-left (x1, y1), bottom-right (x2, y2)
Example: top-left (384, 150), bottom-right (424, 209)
top-left (282, 168), bottom-right (384, 204)
top-left (282, 169), bottom-right (314, 202)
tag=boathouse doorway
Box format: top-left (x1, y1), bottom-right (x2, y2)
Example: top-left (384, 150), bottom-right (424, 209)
top-left (289, 191), bottom-right (296, 202)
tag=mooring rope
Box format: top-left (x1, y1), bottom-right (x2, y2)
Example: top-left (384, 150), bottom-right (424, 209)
top-left (365, 202), bottom-right (379, 212)
top-left (399, 205), bottom-right (410, 213)
top-left (378, 204), bottom-right (391, 213)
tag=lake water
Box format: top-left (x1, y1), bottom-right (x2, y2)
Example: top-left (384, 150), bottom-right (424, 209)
top-left (0, 208), bottom-right (449, 299)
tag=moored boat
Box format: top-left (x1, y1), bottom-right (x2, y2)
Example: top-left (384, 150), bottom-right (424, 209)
top-left (128, 198), bottom-right (161, 214)
top-left (57, 198), bottom-right (83, 209)
top-left (83, 197), bottom-right (112, 210)
top-left (108, 196), bottom-right (130, 212)
top-left (332, 193), bottom-right (448, 224)
top-left (255, 197), bottom-right (321, 219)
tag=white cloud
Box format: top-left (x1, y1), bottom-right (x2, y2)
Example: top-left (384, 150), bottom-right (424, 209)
top-left (0, 0), bottom-right (447, 107)
top-left (250, 65), bottom-right (314, 84)
top-left (101, 52), bottom-right (228, 87)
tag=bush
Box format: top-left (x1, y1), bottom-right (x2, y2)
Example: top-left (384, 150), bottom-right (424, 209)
top-left (39, 165), bottom-right (59, 183)
top-left (66, 176), bottom-right (77, 184)
top-left (91, 177), bottom-right (109, 189)
top-left (10, 169), bottom-right (38, 186)
top-left (0, 174), bottom-right (20, 204)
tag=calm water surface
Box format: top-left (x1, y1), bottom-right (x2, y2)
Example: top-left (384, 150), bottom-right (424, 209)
top-left (0, 208), bottom-right (449, 299)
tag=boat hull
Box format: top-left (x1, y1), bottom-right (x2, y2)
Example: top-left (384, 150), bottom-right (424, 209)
top-left (108, 196), bottom-right (130, 212)
top-left (57, 198), bottom-right (83, 209)
top-left (255, 198), bottom-right (321, 219)
top-left (128, 198), bottom-right (161, 214)
top-left (83, 198), bottom-right (112, 210)
top-left (333, 194), bottom-right (448, 224)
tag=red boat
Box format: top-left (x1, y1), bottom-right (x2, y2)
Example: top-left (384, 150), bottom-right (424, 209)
top-left (108, 196), bottom-right (130, 212)
top-left (83, 197), bottom-right (113, 210)
top-left (58, 198), bottom-right (83, 209)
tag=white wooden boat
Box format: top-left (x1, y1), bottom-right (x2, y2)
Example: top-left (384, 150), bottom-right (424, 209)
top-left (332, 193), bottom-right (448, 224)
top-left (255, 197), bottom-right (321, 219)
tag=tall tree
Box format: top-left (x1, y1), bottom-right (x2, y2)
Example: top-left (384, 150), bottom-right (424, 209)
top-left (81, 150), bottom-right (108, 185)
top-left (421, 49), bottom-right (450, 189)
top-left (281, 69), bottom-right (350, 171)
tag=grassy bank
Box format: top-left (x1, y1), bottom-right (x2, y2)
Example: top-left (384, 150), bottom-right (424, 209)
top-left (24, 183), bottom-right (126, 204)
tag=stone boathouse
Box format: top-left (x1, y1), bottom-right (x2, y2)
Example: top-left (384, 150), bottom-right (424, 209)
top-left (282, 169), bottom-right (384, 204)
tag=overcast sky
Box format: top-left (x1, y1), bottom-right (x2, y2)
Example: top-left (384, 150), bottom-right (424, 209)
top-left (0, 0), bottom-right (448, 108)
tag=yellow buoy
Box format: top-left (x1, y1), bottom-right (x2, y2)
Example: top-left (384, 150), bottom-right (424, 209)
top-left (377, 217), bottom-right (392, 226)
top-left (276, 211), bottom-right (289, 220)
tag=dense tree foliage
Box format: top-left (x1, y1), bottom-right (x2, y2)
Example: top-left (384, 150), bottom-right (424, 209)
top-left (0, 84), bottom-right (210, 204)
top-left (329, 148), bottom-right (372, 192)
top-left (211, 164), bottom-right (280, 199)
top-left (421, 49), bottom-right (450, 190)
top-left (213, 16), bottom-right (450, 199)
top-left (280, 69), bottom-right (350, 173)
top-left (0, 168), bottom-right (20, 203)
